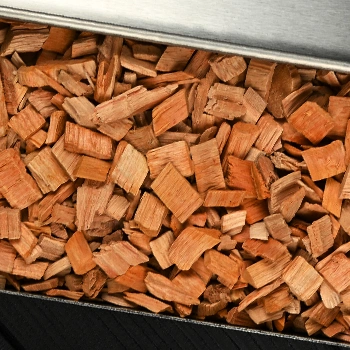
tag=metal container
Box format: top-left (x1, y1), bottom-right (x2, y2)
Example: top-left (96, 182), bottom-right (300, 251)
top-left (0, 1), bottom-right (349, 347)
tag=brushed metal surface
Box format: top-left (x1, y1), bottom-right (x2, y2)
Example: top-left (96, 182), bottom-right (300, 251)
top-left (0, 0), bottom-right (350, 72)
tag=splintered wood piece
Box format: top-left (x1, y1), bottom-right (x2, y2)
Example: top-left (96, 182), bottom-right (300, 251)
top-left (190, 139), bottom-right (225, 193)
top-left (139, 71), bottom-right (194, 89)
top-left (279, 187), bottom-right (305, 222)
top-left (115, 265), bottom-right (149, 293)
top-left (64, 122), bottom-right (113, 160)
top-left (101, 293), bottom-right (136, 308)
top-left (319, 253), bottom-right (350, 294)
top-left (282, 256), bottom-right (323, 301)
top-left (152, 89), bottom-right (188, 136)
top-left (0, 241), bottom-right (16, 273)
top-left (208, 83), bottom-right (244, 103)
top-left (168, 227), bottom-right (220, 270)
top-left (57, 70), bottom-right (92, 97)
top-left (241, 198), bottom-right (269, 225)
top-left (172, 270), bottom-right (206, 299)
top-left (0, 58), bottom-right (27, 115)
top-left (81, 267), bottom-right (107, 298)
top-left (132, 43), bottom-right (162, 62)
top-left (0, 66), bottom-right (7, 137)
top-left (241, 87), bottom-right (267, 124)
top-left (62, 96), bottom-right (95, 128)
top-left (105, 195), bottom-right (130, 221)
top-left (263, 286), bottom-right (293, 314)
top-left (243, 238), bottom-right (290, 261)
top-left (222, 122), bottom-right (260, 171)
top-left (323, 178), bottom-right (342, 216)
top-left (51, 204), bottom-right (76, 228)
top-left (27, 147), bottom-right (69, 194)
top-left (124, 292), bottom-right (172, 314)
top-left (288, 101), bottom-right (334, 144)
top-left (340, 201), bottom-right (350, 234)
top-left (8, 104), bottom-right (45, 140)
top-left (282, 83), bottom-right (313, 118)
top-left (144, 272), bottom-right (200, 306)
top-left (251, 162), bottom-right (270, 200)
top-left (263, 214), bottom-right (292, 243)
top-left (95, 36), bottom-right (123, 103)
top-left (226, 307), bottom-right (256, 327)
top-left (65, 231), bottom-right (96, 275)
top-left (203, 190), bottom-right (245, 207)
top-left (0, 149), bottom-right (42, 209)
top-left (38, 234), bottom-right (66, 260)
top-left (204, 98), bottom-right (246, 120)
top-left (146, 141), bottom-right (193, 179)
top-left (323, 322), bottom-right (345, 338)
top-left (52, 135), bottom-right (82, 181)
top-left (27, 89), bottom-right (57, 118)
top-left (121, 46), bottom-right (157, 77)
top-left (243, 253), bottom-right (291, 289)
top-left (22, 278), bottom-right (59, 292)
top-left (246, 305), bottom-right (284, 325)
top-left (93, 241), bottom-right (148, 278)
top-left (12, 258), bottom-right (48, 280)
top-left (197, 300), bottom-right (227, 318)
top-left (0, 208), bottom-right (20, 240)
top-left (183, 50), bottom-right (211, 78)
top-left (245, 59), bottom-right (276, 100)
top-left (209, 55), bottom-right (247, 82)
top-left (45, 289), bottom-right (83, 301)
top-left (302, 141), bottom-right (346, 181)
top-left (134, 192), bottom-right (168, 237)
top-left (93, 84), bottom-right (177, 124)
top-left (340, 166), bottom-right (350, 199)
top-left (307, 215), bottom-right (334, 258)
top-left (156, 46), bottom-right (195, 72)
top-left (216, 122), bottom-right (231, 155)
top-left (27, 130), bottom-right (47, 150)
top-left (238, 278), bottom-right (283, 311)
top-left (42, 27), bottom-right (76, 54)
top-left (151, 162), bottom-right (203, 223)
top-left (307, 301), bottom-right (339, 327)
top-left (1, 28), bottom-right (49, 56)
top-left (249, 222), bottom-right (269, 241)
top-left (98, 119), bottom-right (133, 142)
top-left (76, 183), bottom-right (114, 232)
top-left (123, 125), bottom-right (159, 154)
top-left (71, 35), bottom-right (98, 58)
top-left (255, 114), bottom-right (283, 153)
top-left (157, 132), bottom-right (199, 147)
top-left (150, 230), bottom-right (174, 269)
top-left (328, 96), bottom-right (350, 138)
top-left (43, 256), bottom-right (71, 280)
top-left (267, 64), bottom-right (301, 118)
top-left (204, 249), bottom-right (240, 288)
top-left (191, 69), bottom-right (218, 133)
top-left (320, 281), bottom-right (341, 309)
top-left (73, 156), bottom-right (110, 182)
top-left (221, 211), bottom-right (246, 235)
top-left (109, 141), bottom-right (148, 196)
top-left (226, 156), bottom-right (256, 198)
top-left (269, 171), bottom-right (301, 214)
top-left (38, 181), bottom-right (77, 222)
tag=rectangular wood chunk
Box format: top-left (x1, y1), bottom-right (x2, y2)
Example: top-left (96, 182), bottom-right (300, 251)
top-left (149, 230), bottom-right (174, 270)
top-left (302, 141), bottom-right (346, 181)
top-left (242, 87), bottom-right (267, 124)
top-left (12, 258), bottom-right (48, 280)
top-left (146, 141), bottom-right (194, 179)
top-left (282, 256), bottom-right (323, 301)
top-left (105, 195), bottom-right (130, 221)
top-left (169, 227), bottom-right (220, 270)
top-left (65, 231), bottom-right (96, 275)
top-left (319, 253), bottom-right (350, 294)
top-left (209, 55), bottom-right (247, 82)
top-left (203, 190), bottom-right (245, 207)
top-left (8, 104), bottom-right (45, 140)
top-left (64, 122), bottom-right (113, 160)
top-left (288, 101), bottom-right (334, 144)
top-left (109, 141), bottom-right (149, 196)
top-left (124, 292), bottom-right (172, 314)
top-left (156, 46), bottom-right (195, 72)
top-left (134, 192), bottom-right (168, 237)
top-left (0, 241), bottom-right (16, 273)
top-left (27, 147), bottom-right (70, 194)
top-left (0, 149), bottom-right (42, 209)
top-left (73, 156), bottom-right (110, 182)
top-left (152, 89), bottom-right (189, 136)
top-left (323, 177), bottom-right (343, 216)
top-left (221, 210), bottom-right (246, 235)
top-left (151, 162), bottom-right (203, 223)
top-left (0, 208), bottom-right (21, 240)
top-left (190, 139), bottom-right (225, 193)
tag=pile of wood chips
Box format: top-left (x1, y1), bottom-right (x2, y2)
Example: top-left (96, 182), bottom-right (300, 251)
top-left (1, 18), bottom-right (350, 344)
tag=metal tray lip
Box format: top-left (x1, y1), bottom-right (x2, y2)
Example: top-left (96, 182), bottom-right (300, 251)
top-left (1, 5), bottom-right (350, 73)
top-left (0, 289), bottom-right (348, 348)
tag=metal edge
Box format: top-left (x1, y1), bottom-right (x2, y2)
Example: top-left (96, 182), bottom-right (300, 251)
top-left (0, 5), bottom-right (350, 73)
top-left (0, 289), bottom-right (348, 348)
